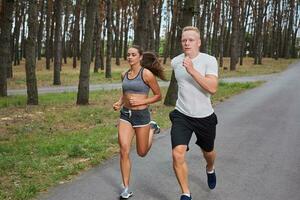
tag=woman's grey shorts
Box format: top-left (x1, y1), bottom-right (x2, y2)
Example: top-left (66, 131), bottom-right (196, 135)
top-left (120, 107), bottom-right (151, 127)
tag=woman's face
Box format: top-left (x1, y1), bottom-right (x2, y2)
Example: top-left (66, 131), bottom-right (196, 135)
top-left (127, 48), bottom-right (142, 67)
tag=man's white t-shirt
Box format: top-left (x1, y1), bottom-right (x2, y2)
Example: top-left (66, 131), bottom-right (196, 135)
top-left (171, 52), bottom-right (218, 118)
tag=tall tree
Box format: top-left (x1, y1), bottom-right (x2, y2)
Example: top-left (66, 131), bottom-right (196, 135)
top-left (133, 0), bottom-right (153, 50)
top-left (0, 0), bottom-right (14, 96)
top-left (45, 0), bottom-right (53, 69)
top-left (72, 0), bottom-right (81, 68)
top-left (53, 0), bottom-right (63, 85)
top-left (37, 0), bottom-right (45, 60)
top-left (229, 0), bottom-right (240, 71)
top-left (253, 0), bottom-right (264, 64)
top-left (284, 0), bottom-right (295, 58)
top-left (76, 0), bottom-right (98, 105)
top-left (25, 0), bottom-right (39, 105)
top-left (115, 0), bottom-right (121, 65)
top-left (105, 0), bottom-right (113, 78)
top-left (13, 0), bottom-right (24, 66)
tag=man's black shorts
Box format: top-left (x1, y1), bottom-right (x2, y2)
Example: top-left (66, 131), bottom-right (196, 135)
top-left (169, 109), bottom-right (218, 152)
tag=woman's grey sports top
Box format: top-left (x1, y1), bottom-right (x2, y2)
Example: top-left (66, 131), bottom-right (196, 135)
top-left (122, 67), bottom-right (150, 94)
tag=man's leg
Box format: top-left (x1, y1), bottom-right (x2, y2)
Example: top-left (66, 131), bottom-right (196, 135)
top-left (202, 149), bottom-right (216, 171)
top-left (172, 145), bottom-right (190, 194)
top-left (202, 149), bottom-right (217, 189)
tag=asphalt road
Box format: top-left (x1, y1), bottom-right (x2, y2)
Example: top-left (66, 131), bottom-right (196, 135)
top-left (38, 62), bottom-right (300, 200)
top-left (7, 74), bottom-right (277, 95)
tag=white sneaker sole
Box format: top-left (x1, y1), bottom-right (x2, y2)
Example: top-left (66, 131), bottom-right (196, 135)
top-left (120, 192), bottom-right (133, 199)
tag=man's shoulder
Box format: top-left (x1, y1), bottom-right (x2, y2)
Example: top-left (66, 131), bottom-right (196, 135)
top-left (198, 53), bottom-right (217, 61)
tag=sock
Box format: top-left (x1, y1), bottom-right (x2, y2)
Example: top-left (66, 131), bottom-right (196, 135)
top-left (182, 193), bottom-right (191, 197)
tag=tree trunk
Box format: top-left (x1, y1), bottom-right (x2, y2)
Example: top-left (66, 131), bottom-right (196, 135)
top-left (62, 0), bottom-right (70, 64)
top-left (37, 0), bottom-right (45, 60)
top-left (115, 1), bottom-right (121, 65)
top-left (230, 0), bottom-right (240, 71)
top-left (105, 0), bottom-right (113, 78)
top-left (45, 0), bottom-right (53, 69)
top-left (123, 5), bottom-right (129, 60)
top-left (154, 0), bottom-right (163, 54)
top-left (13, 0), bottom-right (23, 66)
top-left (53, 0), bottom-right (63, 85)
top-left (25, 0), bottom-right (39, 105)
top-left (73, 0), bottom-right (81, 68)
top-left (76, 0), bottom-right (98, 105)
top-left (133, 0), bottom-right (152, 50)
top-left (284, 0), bottom-right (295, 58)
top-left (0, 0), bottom-right (14, 96)
top-left (254, 0), bottom-right (264, 64)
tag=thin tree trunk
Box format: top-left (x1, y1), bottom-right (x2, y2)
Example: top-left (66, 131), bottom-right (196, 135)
top-left (0, 0), bottom-right (14, 96)
top-left (45, 0), bottom-right (53, 69)
top-left (53, 0), bottom-right (63, 85)
top-left (230, 0), bottom-right (240, 71)
top-left (77, 0), bottom-right (98, 105)
top-left (25, 0), bottom-right (39, 105)
top-left (13, 0), bottom-right (23, 66)
top-left (62, 0), bottom-right (70, 64)
top-left (115, 1), bottom-right (121, 65)
top-left (105, 0), bottom-right (113, 78)
top-left (37, 0), bottom-right (45, 60)
top-left (73, 0), bottom-right (81, 68)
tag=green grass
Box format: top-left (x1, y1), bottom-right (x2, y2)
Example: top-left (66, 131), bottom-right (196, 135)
top-left (0, 82), bottom-right (263, 200)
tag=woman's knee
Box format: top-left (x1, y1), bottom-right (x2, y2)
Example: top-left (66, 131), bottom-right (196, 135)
top-left (137, 147), bottom-right (148, 157)
top-left (120, 146), bottom-right (130, 158)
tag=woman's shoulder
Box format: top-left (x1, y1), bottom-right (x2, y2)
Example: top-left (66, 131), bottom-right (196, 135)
top-left (121, 70), bottom-right (129, 79)
top-left (141, 68), bottom-right (155, 81)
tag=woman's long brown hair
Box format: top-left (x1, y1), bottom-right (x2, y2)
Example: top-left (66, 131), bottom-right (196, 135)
top-left (130, 45), bottom-right (167, 81)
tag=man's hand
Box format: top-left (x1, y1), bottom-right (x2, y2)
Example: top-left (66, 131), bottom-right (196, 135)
top-left (182, 56), bottom-right (195, 75)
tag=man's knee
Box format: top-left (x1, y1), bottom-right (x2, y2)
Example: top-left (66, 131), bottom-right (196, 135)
top-left (172, 145), bottom-right (187, 164)
top-left (203, 149), bottom-right (216, 159)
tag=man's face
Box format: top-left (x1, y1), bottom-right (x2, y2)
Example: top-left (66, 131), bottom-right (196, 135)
top-left (181, 30), bottom-right (201, 57)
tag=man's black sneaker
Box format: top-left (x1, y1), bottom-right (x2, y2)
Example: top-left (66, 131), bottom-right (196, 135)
top-left (180, 194), bottom-right (192, 200)
top-left (150, 121), bottom-right (160, 134)
top-left (206, 169), bottom-right (216, 189)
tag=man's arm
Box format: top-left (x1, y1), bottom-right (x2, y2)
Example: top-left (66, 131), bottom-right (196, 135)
top-left (183, 57), bottom-right (218, 95)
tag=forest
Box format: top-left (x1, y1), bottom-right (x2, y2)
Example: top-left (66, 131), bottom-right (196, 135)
top-left (0, 0), bottom-right (299, 104)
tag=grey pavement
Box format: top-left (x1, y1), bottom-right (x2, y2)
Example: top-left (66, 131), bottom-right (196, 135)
top-left (37, 61), bottom-right (300, 200)
top-left (8, 74), bottom-right (277, 96)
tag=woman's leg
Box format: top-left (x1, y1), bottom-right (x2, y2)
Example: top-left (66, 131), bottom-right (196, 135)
top-left (135, 125), bottom-right (154, 157)
top-left (118, 120), bottom-right (135, 187)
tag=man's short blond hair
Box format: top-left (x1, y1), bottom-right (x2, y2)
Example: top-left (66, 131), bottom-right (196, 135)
top-left (182, 26), bottom-right (200, 36)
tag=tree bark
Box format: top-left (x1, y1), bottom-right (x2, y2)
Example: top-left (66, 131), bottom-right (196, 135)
top-left (0, 0), bottom-right (14, 96)
top-left (105, 0), bottom-right (113, 78)
top-left (45, 0), bottom-right (53, 69)
top-left (37, 0), bottom-right (45, 60)
top-left (230, 0), bottom-right (240, 71)
top-left (25, 0), bottom-right (39, 105)
top-left (77, 0), bottom-right (98, 105)
top-left (53, 0), bottom-right (63, 85)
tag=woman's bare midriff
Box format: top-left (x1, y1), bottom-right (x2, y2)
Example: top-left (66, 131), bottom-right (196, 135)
top-left (123, 93), bottom-right (148, 110)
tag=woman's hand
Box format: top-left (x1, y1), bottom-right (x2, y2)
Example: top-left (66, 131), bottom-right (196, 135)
top-left (113, 101), bottom-right (122, 111)
top-left (129, 96), bottom-right (144, 106)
